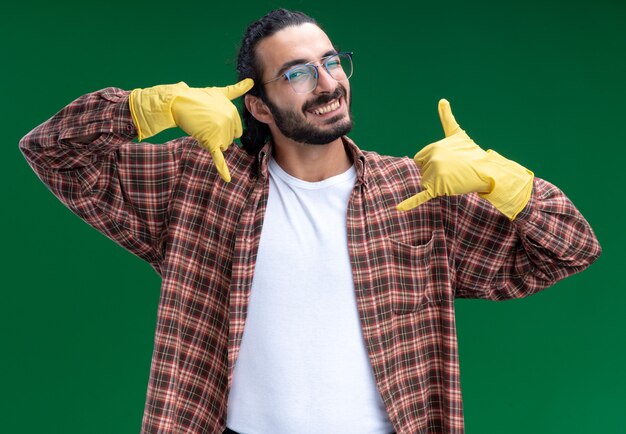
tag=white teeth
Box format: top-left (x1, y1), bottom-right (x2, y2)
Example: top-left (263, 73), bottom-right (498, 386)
top-left (312, 100), bottom-right (340, 115)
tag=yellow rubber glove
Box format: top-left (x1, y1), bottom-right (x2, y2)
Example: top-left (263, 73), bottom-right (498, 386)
top-left (396, 99), bottom-right (534, 220)
top-left (129, 79), bottom-right (254, 182)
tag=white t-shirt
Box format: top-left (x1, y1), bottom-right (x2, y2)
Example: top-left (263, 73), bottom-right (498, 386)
top-left (226, 158), bottom-right (393, 434)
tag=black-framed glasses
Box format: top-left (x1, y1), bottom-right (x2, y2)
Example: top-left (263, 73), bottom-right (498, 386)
top-left (263, 52), bottom-right (354, 94)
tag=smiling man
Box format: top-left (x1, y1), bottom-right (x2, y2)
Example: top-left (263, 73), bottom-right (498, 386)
top-left (20, 8), bottom-right (600, 434)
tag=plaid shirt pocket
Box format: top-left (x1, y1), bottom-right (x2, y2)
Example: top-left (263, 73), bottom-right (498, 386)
top-left (386, 229), bottom-right (447, 314)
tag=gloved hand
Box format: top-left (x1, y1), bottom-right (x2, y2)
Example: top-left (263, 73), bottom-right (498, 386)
top-left (129, 79), bottom-right (254, 182)
top-left (396, 99), bottom-right (534, 220)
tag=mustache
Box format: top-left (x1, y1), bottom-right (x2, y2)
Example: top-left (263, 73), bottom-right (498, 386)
top-left (302, 85), bottom-right (347, 112)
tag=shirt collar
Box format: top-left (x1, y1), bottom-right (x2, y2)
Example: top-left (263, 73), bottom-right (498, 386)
top-left (255, 136), bottom-right (368, 186)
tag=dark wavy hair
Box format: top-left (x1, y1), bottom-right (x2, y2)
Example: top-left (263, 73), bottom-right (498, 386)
top-left (237, 9), bottom-right (318, 155)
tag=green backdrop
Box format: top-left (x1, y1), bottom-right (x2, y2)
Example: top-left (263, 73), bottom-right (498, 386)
top-left (3, 0), bottom-right (624, 432)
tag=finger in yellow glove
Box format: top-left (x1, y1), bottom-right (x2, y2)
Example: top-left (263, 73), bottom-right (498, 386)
top-left (396, 99), bottom-right (534, 220)
top-left (129, 79), bottom-right (254, 182)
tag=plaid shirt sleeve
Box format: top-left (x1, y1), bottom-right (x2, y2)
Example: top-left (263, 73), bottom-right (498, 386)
top-left (19, 88), bottom-right (187, 273)
top-left (441, 178), bottom-right (602, 300)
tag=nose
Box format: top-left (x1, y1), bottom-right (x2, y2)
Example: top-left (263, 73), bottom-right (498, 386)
top-left (313, 64), bottom-right (337, 93)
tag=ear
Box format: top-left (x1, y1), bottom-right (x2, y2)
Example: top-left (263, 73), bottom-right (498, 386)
top-left (245, 94), bottom-right (274, 124)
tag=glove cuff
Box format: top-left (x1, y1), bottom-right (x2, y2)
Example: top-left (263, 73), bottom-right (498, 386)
top-left (129, 82), bottom-right (188, 141)
top-left (478, 150), bottom-right (534, 221)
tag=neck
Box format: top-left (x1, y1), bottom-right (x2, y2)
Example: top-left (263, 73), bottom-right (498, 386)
top-left (271, 136), bottom-right (352, 182)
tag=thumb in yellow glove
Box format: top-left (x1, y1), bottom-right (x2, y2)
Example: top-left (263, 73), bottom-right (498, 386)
top-left (396, 99), bottom-right (534, 220)
top-left (129, 79), bottom-right (254, 182)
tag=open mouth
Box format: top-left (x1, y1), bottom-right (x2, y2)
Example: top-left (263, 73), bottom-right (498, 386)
top-left (307, 98), bottom-right (342, 116)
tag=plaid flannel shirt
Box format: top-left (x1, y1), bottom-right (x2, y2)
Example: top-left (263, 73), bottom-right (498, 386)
top-left (20, 88), bottom-right (601, 434)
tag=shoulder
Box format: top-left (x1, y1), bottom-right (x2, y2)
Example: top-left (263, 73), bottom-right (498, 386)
top-left (363, 150), bottom-right (415, 174)
top-left (344, 136), bottom-right (417, 179)
top-left (361, 149), bottom-right (421, 192)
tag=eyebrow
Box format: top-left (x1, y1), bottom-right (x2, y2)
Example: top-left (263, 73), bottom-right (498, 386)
top-left (275, 49), bottom-right (339, 77)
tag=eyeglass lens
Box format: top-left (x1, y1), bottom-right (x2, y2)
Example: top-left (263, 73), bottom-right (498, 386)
top-left (286, 53), bottom-right (353, 94)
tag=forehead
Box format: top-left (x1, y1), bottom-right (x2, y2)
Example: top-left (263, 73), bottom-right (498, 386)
top-left (256, 23), bottom-right (336, 78)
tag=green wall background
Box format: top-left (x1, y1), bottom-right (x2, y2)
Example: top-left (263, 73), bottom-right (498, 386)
top-left (3, 0), bottom-right (624, 432)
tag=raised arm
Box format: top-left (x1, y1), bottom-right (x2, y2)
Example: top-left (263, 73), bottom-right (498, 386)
top-left (19, 88), bottom-right (186, 272)
top-left (19, 79), bottom-right (253, 273)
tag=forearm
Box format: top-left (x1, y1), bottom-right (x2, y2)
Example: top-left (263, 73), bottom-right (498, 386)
top-left (19, 87), bottom-right (137, 172)
top-left (449, 178), bottom-right (601, 300)
top-left (513, 178), bottom-right (601, 278)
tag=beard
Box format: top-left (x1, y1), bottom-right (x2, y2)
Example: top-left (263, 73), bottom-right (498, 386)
top-left (263, 84), bottom-right (353, 145)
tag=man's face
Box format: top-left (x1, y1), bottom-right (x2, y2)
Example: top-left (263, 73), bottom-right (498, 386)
top-left (255, 23), bottom-right (353, 145)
